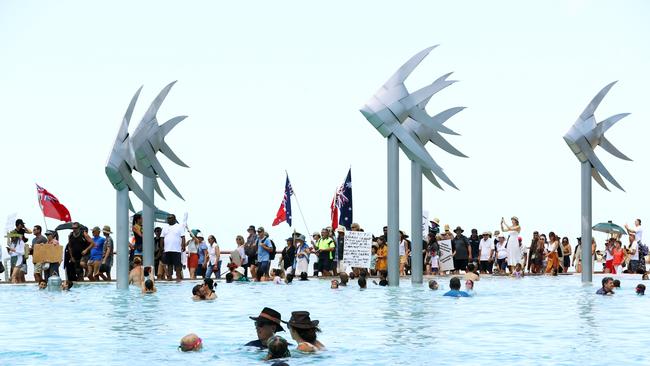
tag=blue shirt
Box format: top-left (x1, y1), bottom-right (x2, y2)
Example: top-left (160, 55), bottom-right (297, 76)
top-left (197, 241), bottom-right (208, 265)
top-left (443, 290), bottom-right (471, 297)
top-left (89, 236), bottom-right (106, 261)
top-left (257, 237), bottom-right (271, 262)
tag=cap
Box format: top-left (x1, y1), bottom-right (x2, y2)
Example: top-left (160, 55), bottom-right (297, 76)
top-left (92, 226), bottom-right (101, 232)
top-left (257, 226), bottom-right (265, 233)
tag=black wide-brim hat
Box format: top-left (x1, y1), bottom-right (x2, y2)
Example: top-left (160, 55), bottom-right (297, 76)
top-left (249, 307), bottom-right (285, 332)
top-left (282, 311), bottom-right (320, 329)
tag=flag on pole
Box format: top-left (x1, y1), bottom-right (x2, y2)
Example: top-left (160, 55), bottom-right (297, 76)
top-left (330, 192), bottom-right (339, 230)
top-left (36, 184), bottom-right (72, 222)
top-left (272, 174), bottom-right (293, 227)
top-left (332, 168), bottom-right (353, 230)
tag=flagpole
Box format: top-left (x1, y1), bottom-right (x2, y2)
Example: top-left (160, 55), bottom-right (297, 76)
top-left (285, 170), bottom-right (311, 239)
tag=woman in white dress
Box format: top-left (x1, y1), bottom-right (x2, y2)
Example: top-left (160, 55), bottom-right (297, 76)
top-left (295, 236), bottom-right (311, 275)
top-left (501, 216), bottom-right (521, 273)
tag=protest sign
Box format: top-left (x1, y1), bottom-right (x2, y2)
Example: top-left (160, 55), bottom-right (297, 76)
top-left (343, 231), bottom-right (373, 268)
top-left (33, 244), bottom-right (63, 264)
top-left (438, 239), bottom-right (455, 272)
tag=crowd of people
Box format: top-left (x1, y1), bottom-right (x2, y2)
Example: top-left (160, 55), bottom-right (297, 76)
top-left (2, 214), bottom-right (646, 287)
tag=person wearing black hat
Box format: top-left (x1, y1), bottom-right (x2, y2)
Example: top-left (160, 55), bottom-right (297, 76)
top-left (283, 311), bottom-right (324, 352)
top-left (452, 226), bottom-right (471, 274)
top-left (246, 307), bottom-right (285, 349)
top-left (280, 237), bottom-right (296, 275)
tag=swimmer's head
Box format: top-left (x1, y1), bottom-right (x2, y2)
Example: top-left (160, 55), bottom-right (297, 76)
top-left (144, 279), bottom-right (154, 291)
top-left (428, 280), bottom-right (439, 290)
top-left (266, 335), bottom-right (290, 360)
top-left (225, 273), bottom-right (234, 283)
top-left (38, 281), bottom-right (47, 290)
top-left (339, 272), bottom-right (349, 285)
top-left (330, 280), bottom-right (339, 289)
top-left (613, 279), bottom-right (621, 288)
top-left (61, 280), bottom-right (73, 291)
top-left (515, 263), bottom-right (522, 271)
top-left (643, 272), bottom-right (649, 281)
top-left (449, 277), bottom-right (461, 290)
top-left (299, 272), bottom-right (309, 281)
top-left (192, 284), bottom-right (202, 296)
top-left (636, 284), bottom-right (646, 295)
top-left (179, 333), bottom-right (203, 352)
top-left (358, 277), bottom-right (367, 289)
top-left (465, 279), bottom-right (474, 290)
top-left (285, 274), bottom-right (294, 284)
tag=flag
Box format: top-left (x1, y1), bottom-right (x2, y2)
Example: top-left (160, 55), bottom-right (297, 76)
top-left (36, 184), bottom-right (72, 222)
top-left (330, 192), bottom-right (339, 230)
top-left (272, 174), bottom-right (293, 227)
top-left (333, 168), bottom-right (352, 230)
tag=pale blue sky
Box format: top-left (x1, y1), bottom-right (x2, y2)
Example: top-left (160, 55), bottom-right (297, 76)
top-left (1, 0), bottom-right (648, 250)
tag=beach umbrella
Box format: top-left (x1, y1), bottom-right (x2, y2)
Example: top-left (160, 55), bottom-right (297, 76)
top-left (134, 209), bottom-right (171, 224)
top-left (592, 221), bottom-right (626, 236)
top-left (55, 222), bottom-right (87, 231)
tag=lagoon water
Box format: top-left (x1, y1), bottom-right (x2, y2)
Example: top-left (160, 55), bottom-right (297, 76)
top-left (1, 274), bottom-right (648, 366)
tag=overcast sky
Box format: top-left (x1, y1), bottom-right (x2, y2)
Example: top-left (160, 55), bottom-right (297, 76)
top-left (1, 0), bottom-right (648, 251)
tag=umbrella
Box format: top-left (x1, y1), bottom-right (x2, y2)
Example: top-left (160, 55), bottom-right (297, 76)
top-left (134, 209), bottom-right (171, 224)
top-left (55, 222), bottom-right (87, 231)
top-left (592, 221), bottom-right (627, 236)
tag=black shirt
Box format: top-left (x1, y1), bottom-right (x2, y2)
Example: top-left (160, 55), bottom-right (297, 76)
top-left (469, 236), bottom-right (480, 259)
top-left (281, 245), bottom-right (296, 270)
top-left (452, 235), bottom-right (470, 260)
top-left (245, 339), bottom-right (266, 349)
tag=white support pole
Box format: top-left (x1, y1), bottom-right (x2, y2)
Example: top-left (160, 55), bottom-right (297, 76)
top-left (581, 162), bottom-right (592, 283)
top-left (411, 161), bottom-right (423, 284)
top-left (143, 176), bottom-right (155, 268)
top-left (116, 189), bottom-right (129, 289)
top-left (387, 135), bottom-right (400, 287)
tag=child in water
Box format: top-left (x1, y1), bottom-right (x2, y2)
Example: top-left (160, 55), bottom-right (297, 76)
top-left (512, 263), bottom-right (524, 278)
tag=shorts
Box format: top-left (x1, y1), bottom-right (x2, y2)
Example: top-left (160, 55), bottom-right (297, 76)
top-left (400, 255), bottom-right (408, 265)
top-left (497, 258), bottom-right (507, 270)
top-left (163, 252), bottom-right (182, 267)
top-left (188, 253), bottom-right (199, 269)
top-left (257, 261), bottom-right (270, 277)
top-left (317, 257), bottom-right (332, 272)
top-left (245, 254), bottom-right (258, 267)
top-left (34, 262), bottom-right (44, 274)
top-left (480, 260), bottom-right (493, 273)
top-left (454, 259), bottom-right (468, 271)
top-left (99, 263), bottom-right (112, 273)
top-left (88, 260), bottom-right (102, 276)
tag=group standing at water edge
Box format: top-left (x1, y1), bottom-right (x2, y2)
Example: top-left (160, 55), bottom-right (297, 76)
top-left (2, 214), bottom-right (647, 286)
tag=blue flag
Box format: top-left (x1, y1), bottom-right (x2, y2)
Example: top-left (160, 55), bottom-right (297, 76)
top-left (337, 169), bottom-right (353, 229)
top-left (272, 174), bottom-right (293, 227)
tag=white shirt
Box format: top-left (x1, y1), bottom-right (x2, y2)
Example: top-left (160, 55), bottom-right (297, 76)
top-left (635, 225), bottom-right (643, 244)
top-left (629, 241), bottom-right (639, 261)
top-left (208, 242), bottom-right (219, 264)
top-left (162, 223), bottom-right (185, 253)
top-left (399, 240), bottom-right (406, 256)
top-left (479, 238), bottom-right (493, 260)
top-left (496, 242), bottom-right (508, 259)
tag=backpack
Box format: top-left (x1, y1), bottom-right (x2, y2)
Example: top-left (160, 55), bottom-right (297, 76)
top-left (269, 240), bottom-right (277, 260)
top-left (639, 242), bottom-right (649, 258)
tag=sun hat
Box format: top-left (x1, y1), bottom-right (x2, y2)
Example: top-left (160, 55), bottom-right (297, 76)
top-left (282, 311), bottom-right (320, 329)
top-left (336, 226), bottom-right (346, 233)
top-left (312, 232), bottom-right (321, 237)
top-left (102, 225), bottom-right (113, 234)
top-left (482, 231), bottom-right (490, 236)
top-left (453, 226), bottom-right (464, 234)
top-left (497, 233), bottom-right (505, 239)
top-left (431, 218), bottom-right (440, 225)
top-left (249, 307), bottom-right (285, 332)
top-left (444, 224), bottom-right (451, 232)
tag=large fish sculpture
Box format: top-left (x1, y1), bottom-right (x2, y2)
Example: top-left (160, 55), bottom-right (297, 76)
top-left (563, 81), bottom-right (631, 191)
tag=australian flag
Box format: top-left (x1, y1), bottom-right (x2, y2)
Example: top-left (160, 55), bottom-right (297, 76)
top-left (335, 169), bottom-right (353, 230)
top-left (272, 174), bottom-right (293, 227)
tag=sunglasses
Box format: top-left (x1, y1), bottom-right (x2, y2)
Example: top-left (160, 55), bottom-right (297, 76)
top-left (255, 320), bottom-right (274, 328)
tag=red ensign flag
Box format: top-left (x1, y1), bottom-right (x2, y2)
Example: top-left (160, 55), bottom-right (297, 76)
top-left (36, 184), bottom-right (72, 222)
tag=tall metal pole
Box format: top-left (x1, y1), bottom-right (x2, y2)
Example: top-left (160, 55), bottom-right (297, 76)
top-left (116, 189), bottom-right (129, 289)
top-left (387, 135), bottom-right (400, 287)
top-left (143, 176), bottom-right (155, 268)
top-left (410, 161), bottom-right (423, 284)
top-left (581, 162), bottom-right (592, 283)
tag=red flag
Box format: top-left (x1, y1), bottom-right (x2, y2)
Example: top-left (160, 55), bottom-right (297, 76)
top-left (272, 175), bottom-right (293, 227)
top-left (330, 191), bottom-right (338, 230)
top-left (36, 184), bottom-right (72, 222)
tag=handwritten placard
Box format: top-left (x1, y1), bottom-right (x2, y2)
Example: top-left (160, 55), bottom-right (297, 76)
top-left (342, 231), bottom-right (373, 268)
top-left (438, 239), bottom-right (455, 272)
top-left (33, 244), bottom-right (63, 263)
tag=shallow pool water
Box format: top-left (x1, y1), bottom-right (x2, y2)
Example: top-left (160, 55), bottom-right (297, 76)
top-left (1, 274), bottom-right (648, 366)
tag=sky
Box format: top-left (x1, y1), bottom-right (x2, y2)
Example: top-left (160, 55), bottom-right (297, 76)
top-left (0, 0), bottom-right (648, 251)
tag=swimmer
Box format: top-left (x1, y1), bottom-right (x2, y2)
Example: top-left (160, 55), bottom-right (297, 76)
top-left (284, 311), bottom-right (325, 353)
top-left (265, 335), bottom-right (291, 360)
top-left (285, 273), bottom-right (294, 284)
top-left (465, 279), bottom-right (474, 292)
top-left (179, 333), bottom-right (203, 352)
top-left (299, 272), bottom-right (309, 281)
top-left (142, 279), bottom-right (156, 294)
top-left (61, 280), bottom-right (74, 291)
top-left (596, 277), bottom-right (615, 295)
top-left (330, 280), bottom-right (339, 289)
top-left (443, 277), bottom-right (470, 297)
top-left (192, 284), bottom-right (204, 300)
top-left (348, 272), bottom-right (356, 280)
top-left (129, 257), bottom-right (144, 287)
top-left (643, 272), bottom-right (649, 280)
top-left (512, 263), bottom-right (524, 278)
top-left (225, 273), bottom-right (234, 283)
top-left (428, 280), bottom-right (439, 290)
top-left (613, 279), bottom-right (621, 288)
top-left (201, 278), bottom-right (217, 300)
top-left (272, 269), bottom-right (284, 284)
top-left (38, 280), bottom-right (47, 290)
top-left (636, 284), bottom-right (646, 295)
top-left (358, 277), bottom-right (367, 289)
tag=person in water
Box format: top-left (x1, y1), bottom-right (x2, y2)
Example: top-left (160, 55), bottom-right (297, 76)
top-left (246, 307), bottom-right (285, 349)
top-left (330, 280), bottom-right (339, 289)
top-left (443, 277), bottom-right (471, 297)
top-left (265, 335), bottom-right (291, 360)
top-left (283, 311), bottom-right (324, 353)
top-left (636, 284), bottom-right (646, 295)
top-left (428, 280), bottom-right (439, 290)
top-left (179, 333), bottom-right (203, 352)
top-left (142, 279), bottom-right (156, 294)
top-left (596, 277), bottom-right (615, 295)
top-left (61, 280), bottom-right (73, 291)
top-left (38, 280), bottom-right (47, 290)
top-left (191, 284), bottom-right (204, 300)
top-left (200, 278), bottom-right (217, 300)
